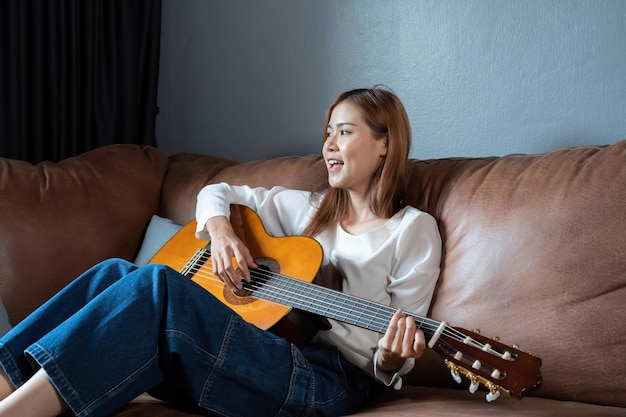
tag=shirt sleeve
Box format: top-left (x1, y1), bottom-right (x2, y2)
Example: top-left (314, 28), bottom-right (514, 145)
top-left (373, 209), bottom-right (442, 389)
top-left (388, 210), bottom-right (442, 314)
top-left (195, 182), bottom-right (315, 240)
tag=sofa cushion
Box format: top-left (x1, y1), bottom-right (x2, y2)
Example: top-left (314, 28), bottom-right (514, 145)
top-left (404, 140), bottom-right (626, 407)
top-left (357, 386), bottom-right (626, 417)
top-left (0, 144), bottom-right (168, 323)
top-left (133, 215), bottom-right (183, 266)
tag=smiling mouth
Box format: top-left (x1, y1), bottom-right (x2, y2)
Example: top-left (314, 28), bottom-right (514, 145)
top-left (327, 159), bottom-right (344, 169)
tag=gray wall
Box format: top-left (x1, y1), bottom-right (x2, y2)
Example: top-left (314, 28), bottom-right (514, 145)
top-left (156, 0), bottom-right (626, 162)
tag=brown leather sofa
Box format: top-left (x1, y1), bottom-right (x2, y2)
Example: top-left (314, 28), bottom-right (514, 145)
top-left (1, 140), bottom-right (625, 416)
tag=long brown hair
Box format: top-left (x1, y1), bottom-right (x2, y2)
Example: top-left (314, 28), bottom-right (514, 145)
top-left (303, 87), bottom-right (412, 237)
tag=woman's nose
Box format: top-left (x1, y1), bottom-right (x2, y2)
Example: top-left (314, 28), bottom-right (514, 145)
top-left (325, 134), bottom-right (337, 151)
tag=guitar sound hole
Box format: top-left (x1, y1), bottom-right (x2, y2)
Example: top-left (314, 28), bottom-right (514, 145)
top-left (233, 288), bottom-right (252, 297)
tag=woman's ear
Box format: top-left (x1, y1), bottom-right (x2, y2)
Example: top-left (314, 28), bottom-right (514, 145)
top-left (380, 135), bottom-right (389, 157)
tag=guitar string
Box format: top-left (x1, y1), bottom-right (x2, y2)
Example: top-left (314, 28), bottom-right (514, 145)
top-left (183, 251), bottom-right (494, 353)
top-left (188, 251), bottom-right (482, 345)
top-left (188, 262), bottom-right (508, 362)
top-left (189, 251), bottom-right (431, 333)
top-left (241, 271), bottom-right (484, 352)
top-left (188, 264), bottom-right (495, 364)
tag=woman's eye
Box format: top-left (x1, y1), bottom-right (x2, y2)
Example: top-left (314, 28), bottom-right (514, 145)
top-left (340, 130), bottom-right (350, 135)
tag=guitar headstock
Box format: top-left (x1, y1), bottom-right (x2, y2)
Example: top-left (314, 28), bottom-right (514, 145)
top-left (430, 325), bottom-right (542, 401)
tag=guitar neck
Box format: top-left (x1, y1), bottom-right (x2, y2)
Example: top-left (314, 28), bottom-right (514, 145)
top-left (242, 265), bottom-right (442, 340)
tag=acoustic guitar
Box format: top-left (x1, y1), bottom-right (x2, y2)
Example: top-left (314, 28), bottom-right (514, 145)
top-left (149, 205), bottom-right (542, 402)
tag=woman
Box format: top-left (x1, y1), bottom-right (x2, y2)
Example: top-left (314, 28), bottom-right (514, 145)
top-left (0, 87), bottom-right (441, 417)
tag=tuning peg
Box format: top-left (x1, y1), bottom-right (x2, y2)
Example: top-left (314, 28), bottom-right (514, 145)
top-left (468, 375), bottom-right (480, 394)
top-left (492, 336), bottom-right (500, 342)
top-left (486, 386), bottom-right (501, 402)
top-left (469, 381), bottom-right (480, 394)
top-left (450, 367), bottom-right (462, 384)
top-left (512, 344), bottom-right (520, 349)
top-left (472, 329), bottom-right (481, 334)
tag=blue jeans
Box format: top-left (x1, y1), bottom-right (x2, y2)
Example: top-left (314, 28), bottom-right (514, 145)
top-left (0, 259), bottom-right (372, 417)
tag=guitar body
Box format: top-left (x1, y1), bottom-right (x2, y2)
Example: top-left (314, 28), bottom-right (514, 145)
top-left (149, 205), bottom-right (324, 335)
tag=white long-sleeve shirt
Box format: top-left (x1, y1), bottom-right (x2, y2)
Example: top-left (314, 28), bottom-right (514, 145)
top-left (195, 183), bottom-right (442, 388)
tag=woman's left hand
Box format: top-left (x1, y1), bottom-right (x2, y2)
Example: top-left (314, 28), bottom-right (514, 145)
top-left (377, 309), bottom-right (426, 373)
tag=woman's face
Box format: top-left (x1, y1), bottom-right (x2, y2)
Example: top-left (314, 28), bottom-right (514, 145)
top-left (323, 101), bottom-right (387, 196)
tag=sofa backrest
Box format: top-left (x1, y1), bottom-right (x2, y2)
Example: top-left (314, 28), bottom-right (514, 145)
top-left (0, 145), bottom-right (168, 323)
top-left (3, 139), bottom-right (623, 407)
top-left (159, 153), bottom-right (327, 224)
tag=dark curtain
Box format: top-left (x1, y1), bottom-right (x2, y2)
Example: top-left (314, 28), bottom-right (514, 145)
top-left (0, 0), bottom-right (161, 164)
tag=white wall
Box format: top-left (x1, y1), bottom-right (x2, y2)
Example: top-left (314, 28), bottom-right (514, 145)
top-left (156, 0), bottom-right (626, 162)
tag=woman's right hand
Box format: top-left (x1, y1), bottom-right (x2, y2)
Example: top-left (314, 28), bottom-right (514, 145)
top-left (205, 216), bottom-right (257, 290)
